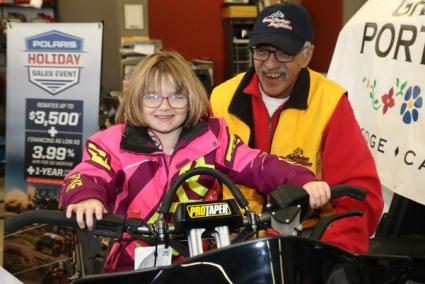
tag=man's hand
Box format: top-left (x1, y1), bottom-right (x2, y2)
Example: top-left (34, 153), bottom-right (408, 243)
top-left (303, 181), bottom-right (331, 209)
top-left (65, 199), bottom-right (107, 230)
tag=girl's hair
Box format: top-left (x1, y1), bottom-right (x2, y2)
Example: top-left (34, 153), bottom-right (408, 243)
top-left (115, 50), bottom-right (209, 127)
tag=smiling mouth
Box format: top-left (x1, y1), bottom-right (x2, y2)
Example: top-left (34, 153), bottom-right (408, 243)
top-left (266, 72), bottom-right (281, 78)
top-left (156, 114), bottom-right (174, 119)
top-left (262, 70), bottom-right (287, 81)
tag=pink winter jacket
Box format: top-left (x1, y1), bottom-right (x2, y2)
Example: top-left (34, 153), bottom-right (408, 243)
top-left (59, 117), bottom-right (315, 271)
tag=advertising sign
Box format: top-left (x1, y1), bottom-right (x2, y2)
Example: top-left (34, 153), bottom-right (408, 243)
top-left (328, 0), bottom-right (424, 204)
top-left (4, 23), bottom-right (102, 283)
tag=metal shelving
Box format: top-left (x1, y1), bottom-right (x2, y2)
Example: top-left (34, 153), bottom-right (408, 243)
top-left (223, 18), bottom-right (255, 80)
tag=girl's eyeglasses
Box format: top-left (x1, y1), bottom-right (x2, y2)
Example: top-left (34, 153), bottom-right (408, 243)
top-left (142, 93), bottom-right (188, 109)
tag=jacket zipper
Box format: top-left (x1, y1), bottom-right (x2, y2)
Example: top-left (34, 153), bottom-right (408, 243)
top-left (268, 117), bottom-right (273, 151)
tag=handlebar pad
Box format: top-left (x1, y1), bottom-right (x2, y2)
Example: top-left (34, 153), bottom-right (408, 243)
top-left (159, 167), bottom-right (249, 215)
top-left (5, 210), bottom-right (78, 234)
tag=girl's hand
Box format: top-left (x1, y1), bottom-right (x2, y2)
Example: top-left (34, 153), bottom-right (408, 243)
top-left (303, 181), bottom-right (331, 209)
top-left (65, 199), bottom-right (107, 230)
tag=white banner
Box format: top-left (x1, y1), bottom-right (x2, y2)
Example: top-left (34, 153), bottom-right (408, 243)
top-left (6, 23), bottom-right (102, 189)
top-left (4, 23), bottom-right (102, 281)
top-left (328, 0), bottom-right (425, 204)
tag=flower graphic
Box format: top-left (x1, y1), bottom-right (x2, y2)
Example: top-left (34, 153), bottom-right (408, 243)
top-left (381, 87), bottom-right (395, 114)
top-left (400, 85), bottom-right (422, 124)
top-left (362, 77), bottom-right (380, 110)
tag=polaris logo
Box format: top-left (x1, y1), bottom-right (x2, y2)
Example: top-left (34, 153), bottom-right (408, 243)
top-left (31, 40), bottom-right (78, 49)
top-left (25, 30), bottom-right (84, 94)
top-left (26, 30), bottom-right (83, 52)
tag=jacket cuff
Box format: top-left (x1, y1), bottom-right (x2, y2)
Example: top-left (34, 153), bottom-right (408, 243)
top-left (289, 171), bottom-right (317, 186)
top-left (60, 188), bottom-right (107, 209)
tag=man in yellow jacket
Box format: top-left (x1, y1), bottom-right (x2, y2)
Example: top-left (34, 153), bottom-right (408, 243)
top-left (210, 3), bottom-right (383, 254)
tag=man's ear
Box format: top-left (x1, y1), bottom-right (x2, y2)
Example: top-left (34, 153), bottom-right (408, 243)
top-left (301, 44), bottom-right (314, 68)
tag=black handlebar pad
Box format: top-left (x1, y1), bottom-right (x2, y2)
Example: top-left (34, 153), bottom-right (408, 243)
top-left (5, 210), bottom-right (78, 234)
top-left (159, 167), bottom-right (249, 215)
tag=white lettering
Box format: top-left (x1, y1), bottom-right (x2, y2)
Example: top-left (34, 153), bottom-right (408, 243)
top-left (32, 40), bottom-right (77, 49)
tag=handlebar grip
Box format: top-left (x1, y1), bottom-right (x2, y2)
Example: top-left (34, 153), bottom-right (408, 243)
top-left (268, 184), bottom-right (367, 221)
top-left (159, 167), bottom-right (249, 215)
top-left (331, 184), bottom-right (367, 201)
top-left (93, 214), bottom-right (126, 238)
top-left (5, 210), bottom-right (78, 234)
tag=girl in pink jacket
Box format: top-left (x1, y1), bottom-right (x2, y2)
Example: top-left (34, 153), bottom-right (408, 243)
top-left (59, 50), bottom-right (330, 271)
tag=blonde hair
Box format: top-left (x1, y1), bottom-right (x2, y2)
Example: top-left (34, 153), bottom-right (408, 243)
top-left (116, 50), bottom-right (209, 127)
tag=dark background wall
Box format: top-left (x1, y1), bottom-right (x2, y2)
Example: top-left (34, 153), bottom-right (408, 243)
top-left (148, 0), bottom-right (225, 84)
top-left (302, 0), bottom-right (343, 73)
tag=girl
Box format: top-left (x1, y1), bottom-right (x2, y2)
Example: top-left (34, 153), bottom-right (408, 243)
top-left (59, 50), bottom-right (330, 271)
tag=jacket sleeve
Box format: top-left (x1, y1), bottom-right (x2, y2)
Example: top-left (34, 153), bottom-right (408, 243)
top-left (213, 118), bottom-right (316, 193)
top-left (58, 132), bottom-right (120, 210)
top-left (320, 96), bottom-right (384, 253)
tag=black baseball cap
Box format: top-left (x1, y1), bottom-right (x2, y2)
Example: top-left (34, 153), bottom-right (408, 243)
top-left (249, 3), bottom-right (314, 56)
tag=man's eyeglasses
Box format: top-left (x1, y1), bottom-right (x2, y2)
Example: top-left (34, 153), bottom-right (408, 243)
top-left (252, 46), bottom-right (296, 63)
top-left (142, 93), bottom-right (188, 109)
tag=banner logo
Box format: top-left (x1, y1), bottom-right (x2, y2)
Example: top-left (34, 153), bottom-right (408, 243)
top-left (25, 30), bottom-right (84, 95)
top-left (362, 77), bottom-right (423, 124)
top-left (187, 202), bottom-right (231, 218)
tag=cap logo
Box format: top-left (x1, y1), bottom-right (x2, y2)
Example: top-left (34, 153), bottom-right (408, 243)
top-left (262, 10), bottom-right (292, 30)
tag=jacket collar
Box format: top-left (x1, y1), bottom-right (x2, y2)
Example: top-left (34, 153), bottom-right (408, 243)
top-left (120, 120), bottom-right (209, 154)
top-left (228, 68), bottom-right (256, 147)
top-left (229, 66), bottom-right (311, 125)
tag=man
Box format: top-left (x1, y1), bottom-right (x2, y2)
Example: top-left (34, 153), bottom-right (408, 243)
top-left (210, 3), bottom-right (383, 253)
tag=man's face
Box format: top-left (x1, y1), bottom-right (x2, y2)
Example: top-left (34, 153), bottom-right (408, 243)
top-left (252, 44), bottom-right (313, 98)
